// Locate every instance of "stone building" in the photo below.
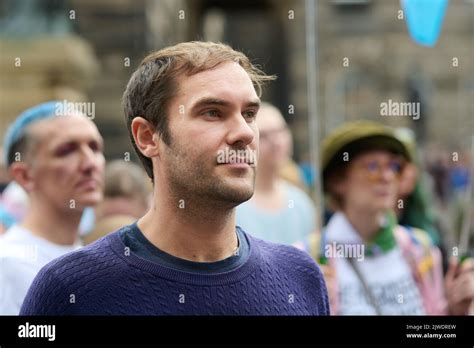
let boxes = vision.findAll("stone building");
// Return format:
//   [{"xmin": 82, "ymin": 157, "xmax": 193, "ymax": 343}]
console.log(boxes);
[{"xmin": 1, "ymin": 0, "xmax": 472, "ymax": 163}]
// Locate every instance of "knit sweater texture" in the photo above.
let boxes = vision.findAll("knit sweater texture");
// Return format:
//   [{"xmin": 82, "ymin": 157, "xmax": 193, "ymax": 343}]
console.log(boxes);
[{"xmin": 20, "ymin": 225, "xmax": 329, "ymax": 315}]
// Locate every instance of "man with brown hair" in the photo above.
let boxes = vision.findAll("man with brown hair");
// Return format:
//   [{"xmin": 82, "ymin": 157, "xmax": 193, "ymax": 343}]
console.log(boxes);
[{"xmin": 21, "ymin": 42, "xmax": 329, "ymax": 315}]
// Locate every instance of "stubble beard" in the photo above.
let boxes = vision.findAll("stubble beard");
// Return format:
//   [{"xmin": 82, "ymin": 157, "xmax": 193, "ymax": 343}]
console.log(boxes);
[{"xmin": 164, "ymin": 141, "xmax": 256, "ymax": 214}]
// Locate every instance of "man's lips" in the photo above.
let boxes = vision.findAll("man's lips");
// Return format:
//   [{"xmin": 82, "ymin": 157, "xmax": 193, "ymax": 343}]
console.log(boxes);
[
  {"xmin": 220, "ymin": 162, "xmax": 254, "ymax": 168},
  {"xmin": 216, "ymin": 148, "xmax": 257, "ymax": 167},
  {"xmin": 76, "ymin": 178, "xmax": 101, "ymax": 190},
  {"xmin": 219, "ymin": 157, "xmax": 256, "ymax": 167}
]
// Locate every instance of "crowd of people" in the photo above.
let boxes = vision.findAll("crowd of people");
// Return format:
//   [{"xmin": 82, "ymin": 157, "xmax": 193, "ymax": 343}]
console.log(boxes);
[{"xmin": 0, "ymin": 41, "xmax": 472, "ymax": 315}]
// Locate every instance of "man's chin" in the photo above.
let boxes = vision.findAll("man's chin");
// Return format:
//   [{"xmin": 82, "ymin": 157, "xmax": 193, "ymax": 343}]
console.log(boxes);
[
  {"xmin": 72, "ymin": 192, "xmax": 103, "ymax": 208},
  {"xmin": 212, "ymin": 182, "xmax": 254, "ymax": 207},
  {"xmin": 226, "ymin": 189, "xmax": 254, "ymax": 206}
]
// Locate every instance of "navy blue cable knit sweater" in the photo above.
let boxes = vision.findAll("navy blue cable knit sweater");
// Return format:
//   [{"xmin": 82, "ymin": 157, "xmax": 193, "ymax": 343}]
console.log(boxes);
[{"xmin": 20, "ymin": 225, "xmax": 329, "ymax": 315}]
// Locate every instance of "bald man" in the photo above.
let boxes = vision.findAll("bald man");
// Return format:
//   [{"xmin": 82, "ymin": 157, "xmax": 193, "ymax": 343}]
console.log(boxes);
[
  {"xmin": 236, "ymin": 102, "xmax": 316, "ymax": 245},
  {"xmin": 0, "ymin": 102, "xmax": 105, "ymax": 314}
]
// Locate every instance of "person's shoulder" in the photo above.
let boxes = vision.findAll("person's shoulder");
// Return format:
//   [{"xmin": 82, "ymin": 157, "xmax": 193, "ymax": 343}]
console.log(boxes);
[
  {"xmin": 284, "ymin": 180, "xmax": 309, "ymax": 197},
  {"xmin": 395, "ymin": 224, "xmax": 436, "ymax": 251},
  {"xmin": 42, "ymin": 230, "xmax": 121, "ymax": 278},
  {"xmin": 284, "ymin": 181, "xmax": 315, "ymax": 208},
  {"xmin": 246, "ymin": 233, "xmax": 330, "ymax": 315},
  {"xmin": 35, "ymin": 230, "xmax": 126, "ymax": 290},
  {"xmin": 394, "ymin": 224, "xmax": 444, "ymax": 291},
  {"xmin": 20, "ymin": 230, "xmax": 125, "ymax": 315},
  {"xmin": 0, "ymin": 224, "xmax": 28, "ymax": 244},
  {"xmin": 0, "ymin": 225, "xmax": 36, "ymax": 267},
  {"xmin": 249, "ymin": 233, "xmax": 322, "ymax": 275}
]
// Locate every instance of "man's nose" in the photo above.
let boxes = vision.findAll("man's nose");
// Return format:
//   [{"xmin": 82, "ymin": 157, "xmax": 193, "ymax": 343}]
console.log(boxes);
[
  {"xmin": 79, "ymin": 145, "xmax": 101, "ymax": 172},
  {"xmin": 226, "ymin": 114, "xmax": 255, "ymax": 147}
]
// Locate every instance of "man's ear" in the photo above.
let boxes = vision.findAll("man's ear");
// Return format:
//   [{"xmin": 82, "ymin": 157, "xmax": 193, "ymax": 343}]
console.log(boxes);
[
  {"xmin": 131, "ymin": 117, "xmax": 161, "ymax": 158},
  {"xmin": 9, "ymin": 162, "xmax": 34, "ymax": 193}
]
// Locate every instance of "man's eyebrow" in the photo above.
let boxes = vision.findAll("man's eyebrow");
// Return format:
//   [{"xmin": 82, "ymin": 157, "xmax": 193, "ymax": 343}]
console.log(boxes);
[
  {"xmin": 191, "ymin": 98, "xmax": 231, "ymax": 110},
  {"xmin": 191, "ymin": 98, "xmax": 261, "ymax": 110},
  {"xmin": 51, "ymin": 134, "xmax": 103, "ymax": 148},
  {"xmin": 245, "ymin": 100, "xmax": 261, "ymax": 108},
  {"xmin": 91, "ymin": 137, "xmax": 104, "ymax": 147}
]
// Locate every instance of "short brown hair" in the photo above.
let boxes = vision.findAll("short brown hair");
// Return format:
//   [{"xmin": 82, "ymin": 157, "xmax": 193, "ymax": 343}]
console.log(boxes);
[{"xmin": 122, "ymin": 41, "xmax": 275, "ymax": 180}]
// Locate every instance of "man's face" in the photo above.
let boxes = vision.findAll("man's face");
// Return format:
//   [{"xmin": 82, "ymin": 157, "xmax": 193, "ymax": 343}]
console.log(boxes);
[
  {"xmin": 159, "ymin": 61, "xmax": 260, "ymax": 207},
  {"xmin": 27, "ymin": 115, "xmax": 105, "ymax": 211},
  {"xmin": 257, "ymin": 107, "xmax": 292, "ymax": 172},
  {"xmin": 339, "ymin": 150, "xmax": 404, "ymax": 213}
]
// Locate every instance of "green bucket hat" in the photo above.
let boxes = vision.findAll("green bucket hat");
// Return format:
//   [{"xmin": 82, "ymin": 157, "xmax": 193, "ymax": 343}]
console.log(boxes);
[{"xmin": 321, "ymin": 120, "xmax": 411, "ymax": 189}]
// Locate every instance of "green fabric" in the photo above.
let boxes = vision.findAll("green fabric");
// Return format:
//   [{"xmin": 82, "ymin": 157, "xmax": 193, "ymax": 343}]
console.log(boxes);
[
  {"xmin": 399, "ymin": 177, "xmax": 440, "ymax": 246},
  {"xmin": 317, "ymin": 211, "xmax": 398, "ymax": 264},
  {"xmin": 318, "ymin": 255, "xmax": 328, "ymax": 265},
  {"xmin": 365, "ymin": 211, "xmax": 397, "ymax": 256}
]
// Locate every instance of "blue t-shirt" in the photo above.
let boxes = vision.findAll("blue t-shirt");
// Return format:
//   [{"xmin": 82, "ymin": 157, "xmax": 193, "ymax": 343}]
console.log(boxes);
[
  {"xmin": 236, "ymin": 182, "xmax": 316, "ymax": 245},
  {"xmin": 20, "ymin": 224, "xmax": 329, "ymax": 315}
]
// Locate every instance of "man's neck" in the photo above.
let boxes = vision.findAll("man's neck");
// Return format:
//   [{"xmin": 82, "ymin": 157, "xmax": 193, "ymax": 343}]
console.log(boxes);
[
  {"xmin": 253, "ymin": 169, "xmax": 287, "ymax": 212},
  {"xmin": 138, "ymin": 190, "xmax": 239, "ymax": 263},
  {"xmin": 255, "ymin": 166, "xmax": 278, "ymax": 193},
  {"xmin": 343, "ymin": 206, "xmax": 386, "ymax": 243},
  {"xmin": 21, "ymin": 201, "xmax": 82, "ymax": 246}
]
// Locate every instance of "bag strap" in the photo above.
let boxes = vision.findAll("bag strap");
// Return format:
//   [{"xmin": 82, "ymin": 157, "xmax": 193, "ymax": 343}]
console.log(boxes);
[{"xmin": 347, "ymin": 257, "xmax": 383, "ymax": 315}]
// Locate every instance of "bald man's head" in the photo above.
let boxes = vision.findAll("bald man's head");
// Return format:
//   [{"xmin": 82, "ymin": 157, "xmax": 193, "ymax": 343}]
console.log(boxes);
[{"xmin": 5, "ymin": 103, "xmax": 105, "ymax": 212}]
